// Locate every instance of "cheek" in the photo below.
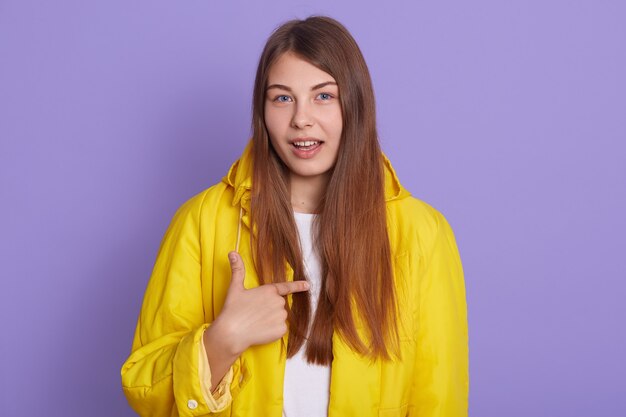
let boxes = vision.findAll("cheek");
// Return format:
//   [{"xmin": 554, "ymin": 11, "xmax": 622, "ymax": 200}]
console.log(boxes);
[
  {"xmin": 264, "ymin": 108, "xmax": 276, "ymax": 132},
  {"xmin": 265, "ymin": 109, "xmax": 290, "ymax": 135},
  {"xmin": 330, "ymin": 112, "xmax": 343, "ymax": 136},
  {"xmin": 264, "ymin": 114, "xmax": 286, "ymax": 154},
  {"xmin": 336, "ymin": 115, "xmax": 343, "ymax": 132},
  {"xmin": 318, "ymin": 107, "xmax": 342, "ymax": 130}
]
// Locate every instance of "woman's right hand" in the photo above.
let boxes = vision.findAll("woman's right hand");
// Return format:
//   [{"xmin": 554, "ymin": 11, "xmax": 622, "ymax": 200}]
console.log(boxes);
[
  {"xmin": 203, "ymin": 251, "xmax": 310, "ymax": 392},
  {"xmin": 211, "ymin": 250, "xmax": 310, "ymax": 355}
]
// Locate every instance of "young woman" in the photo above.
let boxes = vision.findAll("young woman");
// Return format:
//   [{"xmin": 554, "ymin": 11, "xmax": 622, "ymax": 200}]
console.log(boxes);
[{"xmin": 121, "ymin": 15, "xmax": 468, "ymax": 417}]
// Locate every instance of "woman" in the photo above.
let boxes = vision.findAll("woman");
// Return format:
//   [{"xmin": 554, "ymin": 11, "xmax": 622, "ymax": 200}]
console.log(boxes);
[{"xmin": 121, "ymin": 15, "xmax": 468, "ymax": 417}]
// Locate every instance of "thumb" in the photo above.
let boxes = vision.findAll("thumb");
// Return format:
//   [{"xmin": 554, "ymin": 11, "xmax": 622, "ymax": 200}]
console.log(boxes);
[{"xmin": 228, "ymin": 251, "xmax": 246, "ymax": 290}]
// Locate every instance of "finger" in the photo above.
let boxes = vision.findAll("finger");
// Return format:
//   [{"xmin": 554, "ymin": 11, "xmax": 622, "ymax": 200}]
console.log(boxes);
[
  {"xmin": 273, "ymin": 280, "xmax": 310, "ymax": 296},
  {"xmin": 228, "ymin": 251, "xmax": 246, "ymax": 290}
]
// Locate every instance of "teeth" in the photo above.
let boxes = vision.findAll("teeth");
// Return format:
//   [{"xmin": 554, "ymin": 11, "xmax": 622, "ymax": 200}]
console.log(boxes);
[{"xmin": 293, "ymin": 140, "xmax": 319, "ymax": 147}]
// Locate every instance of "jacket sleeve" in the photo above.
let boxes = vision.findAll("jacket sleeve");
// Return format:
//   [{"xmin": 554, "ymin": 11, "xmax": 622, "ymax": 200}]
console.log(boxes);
[
  {"xmin": 408, "ymin": 209, "xmax": 469, "ymax": 416},
  {"xmin": 120, "ymin": 192, "xmax": 234, "ymax": 416}
]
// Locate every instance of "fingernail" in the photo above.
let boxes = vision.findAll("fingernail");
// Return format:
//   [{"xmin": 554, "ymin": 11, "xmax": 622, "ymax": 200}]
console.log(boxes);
[
  {"xmin": 303, "ymin": 282, "xmax": 310, "ymax": 290},
  {"xmin": 228, "ymin": 253, "xmax": 236, "ymax": 263}
]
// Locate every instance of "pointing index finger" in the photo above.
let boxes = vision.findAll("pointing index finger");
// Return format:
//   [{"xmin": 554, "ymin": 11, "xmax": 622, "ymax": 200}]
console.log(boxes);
[{"xmin": 273, "ymin": 280, "xmax": 310, "ymax": 296}]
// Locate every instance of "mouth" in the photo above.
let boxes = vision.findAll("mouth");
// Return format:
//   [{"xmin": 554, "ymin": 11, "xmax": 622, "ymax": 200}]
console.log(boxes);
[
  {"xmin": 288, "ymin": 138, "xmax": 324, "ymax": 159},
  {"xmin": 291, "ymin": 140, "xmax": 323, "ymax": 151}
]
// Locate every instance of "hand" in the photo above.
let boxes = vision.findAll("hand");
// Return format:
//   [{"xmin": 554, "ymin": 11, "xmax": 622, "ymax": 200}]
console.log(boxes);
[{"xmin": 210, "ymin": 251, "xmax": 310, "ymax": 356}]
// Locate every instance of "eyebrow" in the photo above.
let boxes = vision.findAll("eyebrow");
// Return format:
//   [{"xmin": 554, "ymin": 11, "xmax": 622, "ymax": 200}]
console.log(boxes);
[{"xmin": 265, "ymin": 81, "xmax": 337, "ymax": 92}]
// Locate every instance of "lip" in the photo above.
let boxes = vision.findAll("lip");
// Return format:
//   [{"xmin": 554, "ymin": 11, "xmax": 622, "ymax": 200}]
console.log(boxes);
[{"xmin": 289, "ymin": 138, "xmax": 323, "ymax": 159}]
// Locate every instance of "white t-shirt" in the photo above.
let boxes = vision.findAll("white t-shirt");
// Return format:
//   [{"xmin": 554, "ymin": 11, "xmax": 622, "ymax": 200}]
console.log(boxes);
[{"xmin": 282, "ymin": 211, "xmax": 331, "ymax": 417}]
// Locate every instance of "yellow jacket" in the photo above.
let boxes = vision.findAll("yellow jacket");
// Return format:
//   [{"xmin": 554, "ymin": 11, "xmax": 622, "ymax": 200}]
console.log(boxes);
[{"xmin": 121, "ymin": 140, "xmax": 469, "ymax": 416}]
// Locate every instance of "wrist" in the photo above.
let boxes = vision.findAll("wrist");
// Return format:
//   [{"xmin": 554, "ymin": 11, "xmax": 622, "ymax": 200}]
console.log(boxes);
[{"xmin": 204, "ymin": 318, "xmax": 245, "ymax": 358}]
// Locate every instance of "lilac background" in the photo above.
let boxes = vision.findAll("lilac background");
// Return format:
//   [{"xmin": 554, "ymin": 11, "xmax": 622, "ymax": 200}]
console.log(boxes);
[{"xmin": 1, "ymin": 1, "xmax": 624, "ymax": 416}]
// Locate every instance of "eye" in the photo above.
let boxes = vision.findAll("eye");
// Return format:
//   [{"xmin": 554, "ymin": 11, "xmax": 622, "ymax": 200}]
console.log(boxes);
[
  {"xmin": 317, "ymin": 92, "xmax": 334, "ymax": 101},
  {"xmin": 273, "ymin": 95, "xmax": 291, "ymax": 102}
]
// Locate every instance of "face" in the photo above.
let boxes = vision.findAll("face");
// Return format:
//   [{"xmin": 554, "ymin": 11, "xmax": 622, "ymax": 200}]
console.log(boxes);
[{"xmin": 264, "ymin": 52, "xmax": 343, "ymax": 184}]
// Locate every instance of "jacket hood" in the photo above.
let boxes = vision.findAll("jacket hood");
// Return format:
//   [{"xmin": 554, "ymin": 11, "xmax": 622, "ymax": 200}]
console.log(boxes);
[{"xmin": 221, "ymin": 138, "xmax": 411, "ymax": 212}]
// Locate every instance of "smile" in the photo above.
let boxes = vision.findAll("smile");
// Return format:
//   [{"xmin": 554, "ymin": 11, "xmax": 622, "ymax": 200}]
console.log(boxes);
[
  {"xmin": 292, "ymin": 140, "xmax": 321, "ymax": 150},
  {"xmin": 290, "ymin": 141, "xmax": 323, "ymax": 159}
]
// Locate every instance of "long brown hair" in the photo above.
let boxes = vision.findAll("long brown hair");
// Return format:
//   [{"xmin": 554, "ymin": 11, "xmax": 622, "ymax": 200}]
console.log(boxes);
[{"xmin": 249, "ymin": 15, "xmax": 399, "ymax": 365}]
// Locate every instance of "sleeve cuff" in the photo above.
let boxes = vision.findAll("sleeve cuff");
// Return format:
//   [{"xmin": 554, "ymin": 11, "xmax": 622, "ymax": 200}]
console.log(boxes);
[
  {"xmin": 172, "ymin": 324, "xmax": 235, "ymax": 415},
  {"xmin": 198, "ymin": 327, "xmax": 234, "ymax": 411}
]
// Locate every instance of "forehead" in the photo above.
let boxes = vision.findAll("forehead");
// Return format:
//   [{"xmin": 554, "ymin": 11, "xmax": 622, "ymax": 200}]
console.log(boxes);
[{"xmin": 266, "ymin": 52, "xmax": 337, "ymax": 87}]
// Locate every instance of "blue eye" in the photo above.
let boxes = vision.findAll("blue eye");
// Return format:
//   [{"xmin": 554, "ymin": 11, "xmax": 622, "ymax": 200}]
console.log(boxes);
[
  {"xmin": 275, "ymin": 95, "xmax": 291, "ymax": 102},
  {"xmin": 318, "ymin": 93, "xmax": 333, "ymax": 100}
]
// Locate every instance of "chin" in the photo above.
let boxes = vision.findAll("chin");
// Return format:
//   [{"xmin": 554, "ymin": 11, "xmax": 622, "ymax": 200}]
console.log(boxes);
[{"xmin": 288, "ymin": 165, "xmax": 333, "ymax": 179}]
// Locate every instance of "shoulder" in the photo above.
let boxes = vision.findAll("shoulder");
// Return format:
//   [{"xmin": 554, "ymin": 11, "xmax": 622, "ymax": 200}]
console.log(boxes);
[
  {"xmin": 171, "ymin": 182, "xmax": 231, "ymax": 221},
  {"xmin": 162, "ymin": 182, "xmax": 233, "ymax": 240},
  {"xmin": 387, "ymin": 195, "xmax": 450, "ymax": 237},
  {"xmin": 386, "ymin": 195, "xmax": 457, "ymax": 258}
]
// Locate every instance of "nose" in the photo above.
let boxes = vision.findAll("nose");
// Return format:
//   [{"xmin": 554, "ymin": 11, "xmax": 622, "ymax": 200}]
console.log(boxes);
[{"xmin": 291, "ymin": 101, "xmax": 313, "ymax": 129}]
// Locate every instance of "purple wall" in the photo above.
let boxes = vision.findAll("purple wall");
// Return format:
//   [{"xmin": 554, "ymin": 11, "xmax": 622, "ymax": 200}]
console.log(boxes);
[{"xmin": 1, "ymin": 1, "xmax": 624, "ymax": 416}]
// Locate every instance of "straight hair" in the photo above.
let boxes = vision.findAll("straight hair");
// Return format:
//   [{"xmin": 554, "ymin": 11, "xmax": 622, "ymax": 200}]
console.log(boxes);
[{"xmin": 249, "ymin": 15, "xmax": 399, "ymax": 365}]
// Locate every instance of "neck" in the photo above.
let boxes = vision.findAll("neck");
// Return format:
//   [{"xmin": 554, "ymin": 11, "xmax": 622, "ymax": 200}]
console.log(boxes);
[{"xmin": 289, "ymin": 173, "xmax": 330, "ymax": 214}]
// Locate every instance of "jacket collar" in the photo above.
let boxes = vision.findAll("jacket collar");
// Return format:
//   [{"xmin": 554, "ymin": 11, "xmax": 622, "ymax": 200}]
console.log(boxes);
[{"xmin": 222, "ymin": 138, "xmax": 411, "ymax": 212}]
